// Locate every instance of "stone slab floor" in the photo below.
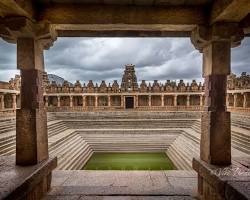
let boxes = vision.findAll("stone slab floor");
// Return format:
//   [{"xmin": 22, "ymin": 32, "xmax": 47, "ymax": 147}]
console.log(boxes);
[{"xmin": 46, "ymin": 170, "xmax": 197, "ymax": 200}]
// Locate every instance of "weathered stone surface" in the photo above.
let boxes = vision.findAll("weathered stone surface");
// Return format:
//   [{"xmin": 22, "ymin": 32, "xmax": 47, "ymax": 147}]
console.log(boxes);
[
  {"xmin": 16, "ymin": 108, "xmax": 48, "ymax": 165},
  {"xmin": 0, "ymin": 156, "xmax": 57, "ymax": 200},
  {"xmin": 47, "ymin": 170, "xmax": 197, "ymax": 196},
  {"xmin": 201, "ymin": 111, "xmax": 231, "ymax": 165},
  {"xmin": 193, "ymin": 158, "xmax": 250, "ymax": 200}
]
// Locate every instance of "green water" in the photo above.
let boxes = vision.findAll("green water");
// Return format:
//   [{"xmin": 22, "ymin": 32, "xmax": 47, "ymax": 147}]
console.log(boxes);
[{"xmin": 83, "ymin": 152, "xmax": 176, "ymax": 170}]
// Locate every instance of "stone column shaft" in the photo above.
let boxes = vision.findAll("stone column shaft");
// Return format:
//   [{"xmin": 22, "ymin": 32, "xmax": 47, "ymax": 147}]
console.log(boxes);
[
  {"xmin": 174, "ymin": 95, "xmax": 177, "ymax": 106},
  {"xmin": 200, "ymin": 95, "xmax": 203, "ymax": 106},
  {"xmin": 148, "ymin": 95, "xmax": 151, "ymax": 107},
  {"xmin": 201, "ymin": 40, "xmax": 231, "ymax": 165},
  {"xmin": 45, "ymin": 96, "xmax": 48, "ymax": 107},
  {"xmin": 82, "ymin": 96, "xmax": 86, "ymax": 107},
  {"xmin": 12, "ymin": 94, "xmax": 17, "ymax": 110},
  {"xmin": 187, "ymin": 95, "xmax": 190, "ymax": 106},
  {"xmin": 233, "ymin": 94, "xmax": 237, "ymax": 107},
  {"xmin": 243, "ymin": 93, "xmax": 247, "ymax": 108},
  {"xmin": 120, "ymin": 95, "xmax": 123, "ymax": 108},
  {"xmin": 0, "ymin": 95, "xmax": 4, "ymax": 110},
  {"xmin": 57, "ymin": 96, "xmax": 60, "ymax": 107},
  {"xmin": 161, "ymin": 95, "xmax": 164, "ymax": 106},
  {"xmin": 70, "ymin": 96, "xmax": 73, "ymax": 107},
  {"xmin": 135, "ymin": 95, "xmax": 138, "ymax": 107},
  {"xmin": 108, "ymin": 96, "xmax": 111, "ymax": 107},
  {"xmin": 16, "ymin": 38, "xmax": 48, "ymax": 165},
  {"xmin": 95, "ymin": 96, "xmax": 98, "ymax": 107}
]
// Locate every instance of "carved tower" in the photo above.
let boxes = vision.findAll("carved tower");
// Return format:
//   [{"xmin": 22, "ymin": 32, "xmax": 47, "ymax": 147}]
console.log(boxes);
[{"xmin": 121, "ymin": 64, "xmax": 138, "ymax": 92}]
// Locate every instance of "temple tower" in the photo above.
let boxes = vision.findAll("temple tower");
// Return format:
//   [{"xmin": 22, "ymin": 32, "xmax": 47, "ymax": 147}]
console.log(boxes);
[{"xmin": 121, "ymin": 64, "xmax": 138, "ymax": 92}]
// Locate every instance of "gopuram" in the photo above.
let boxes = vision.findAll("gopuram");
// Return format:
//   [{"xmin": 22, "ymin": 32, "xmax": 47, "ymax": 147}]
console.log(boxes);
[{"xmin": 1, "ymin": 65, "xmax": 250, "ymax": 114}]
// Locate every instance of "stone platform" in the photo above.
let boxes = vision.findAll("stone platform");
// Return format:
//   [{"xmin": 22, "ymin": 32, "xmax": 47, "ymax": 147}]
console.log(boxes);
[{"xmin": 46, "ymin": 170, "xmax": 197, "ymax": 200}]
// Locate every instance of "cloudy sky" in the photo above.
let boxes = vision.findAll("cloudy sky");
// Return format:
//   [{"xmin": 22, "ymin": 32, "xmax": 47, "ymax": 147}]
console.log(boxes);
[{"xmin": 0, "ymin": 37, "xmax": 249, "ymax": 84}]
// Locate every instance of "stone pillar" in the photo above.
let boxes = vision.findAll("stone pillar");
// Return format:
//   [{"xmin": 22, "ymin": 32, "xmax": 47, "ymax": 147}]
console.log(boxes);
[
  {"xmin": 161, "ymin": 95, "xmax": 164, "ymax": 106},
  {"xmin": 174, "ymin": 95, "xmax": 177, "ymax": 106},
  {"xmin": 57, "ymin": 96, "xmax": 60, "ymax": 107},
  {"xmin": 0, "ymin": 95, "xmax": 4, "ymax": 110},
  {"xmin": 12, "ymin": 94, "xmax": 17, "ymax": 110},
  {"xmin": 243, "ymin": 93, "xmax": 247, "ymax": 108},
  {"xmin": 233, "ymin": 93, "xmax": 237, "ymax": 107},
  {"xmin": 191, "ymin": 23, "xmax": 243, "ymax": 165},
  {"xmin": 226, "ymin": 94, "xmax": 230, "ymax": 107},
  {"xmin": 108, "ymin": 95, "xmax": 111, "ymax": 107},
  {"xmin": 70, "ymin": 96, "xmax": 73, "ymax": 107},
  {"xmin": 120, "ymin": 95, "xmax": 123, "ymax": 108},
  {"xmin": 16, "ymin": 38, "xmax": 48, "ymax": 165},
  {"xmin": 200, "ymin": 95, "xmax": 203, "ymax": 106},
  {"xmin": 135, "ymin": 95, "xmax": 138, "ymax": 108},
  {"xmin": 148, "ymin": 95, "xmax": 151, "ymax": 107},
  {"xmin": 186, "ymin": 95, "xmax": 190, "ymax": 106},
  {"xmin": 45, "ymin": 96, "xmax": 48, "ymax": 107},
  {"xmin": 82, "ymin": 96, "xmax": 86, "ymax": 108},
  {"xmin": 95, "ymin": 96, "xmax": 98, "ymax": 107}
]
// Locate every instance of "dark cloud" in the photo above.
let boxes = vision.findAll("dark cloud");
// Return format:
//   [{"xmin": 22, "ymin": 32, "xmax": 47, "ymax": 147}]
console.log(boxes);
[{"xmin": 0, "ymin": 37, "xmax": 249, "ymax": 83}]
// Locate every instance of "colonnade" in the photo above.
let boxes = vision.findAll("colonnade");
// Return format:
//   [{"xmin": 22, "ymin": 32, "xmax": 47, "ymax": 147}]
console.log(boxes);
[{"xmin": 1, "ymin": 91, "xmax": 249, "ymax": 112}]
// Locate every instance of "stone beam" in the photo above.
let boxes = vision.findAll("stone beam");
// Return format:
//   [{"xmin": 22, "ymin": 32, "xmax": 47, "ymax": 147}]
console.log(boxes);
[
  {"xmin": 39, "ymin": 4, "xmax": 206, "ymax": 36},
  {"xmin": 210, "ymin": 0, "xmax": 250, "ymax": 24},
  {"xmin": 0, "ymin": 0, "xmax": 36, "ymax": 19},
  {"xmin": 241, "ymin": 14, "xmax": 250, "ymax": 36}
]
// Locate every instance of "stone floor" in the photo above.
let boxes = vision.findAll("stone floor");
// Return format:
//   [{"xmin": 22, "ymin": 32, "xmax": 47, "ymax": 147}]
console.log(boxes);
[{"xmin": 46, "ymin": 170, "xmax": 197, "ymax": 200}]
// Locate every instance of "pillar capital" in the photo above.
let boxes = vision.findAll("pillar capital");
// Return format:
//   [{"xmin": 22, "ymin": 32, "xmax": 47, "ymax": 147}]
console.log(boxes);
[
  {"xmin": 0, "ymin": 16, "xmax": 57, "ymax": 50},
  {"xmin": 191, "ymin": 23, "xmax": 244, "ymax": 52}
]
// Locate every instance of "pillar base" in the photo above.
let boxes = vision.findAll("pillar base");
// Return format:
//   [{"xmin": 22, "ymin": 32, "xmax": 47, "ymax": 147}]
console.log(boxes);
[
  {"xmin": 16, "ymin": 108, "xmax": 48, "ymax": 165},
  {"xmin": 193, "ymin": 158, "xmax": 250, "ymax": 200},
  {"xmin": 201, "ymin": 111, "xmax": 231, "ymax": 165},
  {"xmin": 0, "ymin": 156, "xmax": 57, "ymax": 200}
]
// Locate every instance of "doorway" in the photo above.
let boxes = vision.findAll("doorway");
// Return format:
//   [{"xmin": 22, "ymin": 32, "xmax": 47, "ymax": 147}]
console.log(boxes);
[{"xmin": 125, "ymin": 97, "xmax": 134, "ymax": 109}]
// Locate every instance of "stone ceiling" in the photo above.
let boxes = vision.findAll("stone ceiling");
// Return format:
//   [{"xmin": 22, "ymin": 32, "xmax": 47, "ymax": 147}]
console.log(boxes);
[{"xmin": 39, "ymin": 0, "xmax": 213, "ymax": 6}]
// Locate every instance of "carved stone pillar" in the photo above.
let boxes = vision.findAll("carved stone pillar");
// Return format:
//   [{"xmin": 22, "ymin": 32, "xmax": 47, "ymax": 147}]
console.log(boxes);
[
  {"xmin": 226, "ymin": 94, "xmax": 230, "ymax": 107},
  {"xmin": 191, "ymin": 23, "xmax": 244, "ymax": 165},
  {"xmin": 16, "ymin": 38, "xmax": 49, "ymax": 165},
  {"xmin": 186, "ymin": 95, "xmax": 190, "ymax": 106},
  {"xmin": 120, "ymin": 95, "xmax": 123, "ymax": 108},
  {"xmin": 44, "ymin": 96, "xmax": 48, "ymax": 107},
  {"xmin": 200, "ymin": 95, "xmax": 203, "ymax": 106},
  {"xmin": 148, "ymin": 95, "xmax": 151, "ymax": 107},
  {"xmin": 12, "ymin": 94, "xmax": 17, "ymax": 110},
  {"xmin": 70, "ymin": 96, "xmax": 73, "ymax": 107},
  {"xmin": 57, "ymin": 96, "xmax": 60, "ymax": 107},
  {"xmin": 233, "ymin": 93, "xmax": 237, "ymax": 107},
  {"xmin": 243, "ymin": 93, "xmax": 247, "ymax": 108},
  {"xmin": 82, "ymin": 96, "xmax": 86, "ymax": 108},
  {"xmin": 191, "ymin": 23, "xmax": 244, "ymax": 200},
  {"xmin": 108, "ymin": 95, "xmax": 111, "ymax": 107},
  {"xmin": 135, "ymin": 95, "xmax": 138, "ymax": 108},
  {"xmin": 0, "ymin": 95, "xmax": 4, "ymax": 110},
  {"xmin": 95, "ymin": 96, "xmax": 98, "ymax": 107},
  {"xmin": 161, "ymin": 95, "xmax": 164, "ymax": 106},
  {"xmin": 174, "ymin": 95, "xmax": 177, "ymax": 106}
]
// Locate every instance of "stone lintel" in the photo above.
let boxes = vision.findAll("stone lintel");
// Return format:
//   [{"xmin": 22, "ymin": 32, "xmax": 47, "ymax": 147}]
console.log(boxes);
[
  {"xmin": 0, "ymin": 156, "xmax": 57, "ymax": 200},
  {"xmin": 193, "ymin": 158, "xmax": 250, "ymax": 200},
  {"xmin": 201, "ymin": 111, "xmax": 231, "ymax": 165},
  {"xmin": 16, "ymin": 108, "xmax": 48, "ymax": 165}
]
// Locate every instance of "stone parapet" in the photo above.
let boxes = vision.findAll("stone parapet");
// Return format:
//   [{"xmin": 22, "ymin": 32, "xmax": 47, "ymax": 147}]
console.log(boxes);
[
  {"xmin": 193, "ymin": 158, "xmax": 250, "ymax": 200},
  {"xmin": 0, "ymin": 156, "xmax": 57, "ymax": 200}
]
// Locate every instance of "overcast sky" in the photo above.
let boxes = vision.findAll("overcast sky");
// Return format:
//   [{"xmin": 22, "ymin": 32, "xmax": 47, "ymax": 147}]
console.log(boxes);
[{"xmin": 0, "ymin": 37, "xmax": 249, "ymax": 84}]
